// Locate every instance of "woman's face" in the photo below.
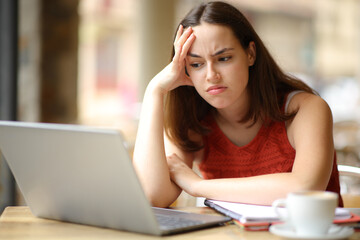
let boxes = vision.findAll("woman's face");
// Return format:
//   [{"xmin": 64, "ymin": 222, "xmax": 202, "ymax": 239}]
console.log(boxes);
[{"xmin": 186, "ymin": 22, "xmax": 255, "ymax": 110}]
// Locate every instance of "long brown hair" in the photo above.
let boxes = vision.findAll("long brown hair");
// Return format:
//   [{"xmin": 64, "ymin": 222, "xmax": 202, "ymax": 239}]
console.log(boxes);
[{"xmin": 164, "ymin": 1, "xmax": 314, "ymax": 152}]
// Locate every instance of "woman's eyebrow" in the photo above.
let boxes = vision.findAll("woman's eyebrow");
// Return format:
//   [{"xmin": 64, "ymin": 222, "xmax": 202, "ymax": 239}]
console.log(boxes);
[
  {"xmin": 212, "ymin": 48, "xmax": 234, "ymax": 56},
  {"xmin": 187, "ymin": 48, "xmax": 234, "ymax": 58},
  {"xmin": 188, "ymin": 52, "xmax": 202, "ymax": 58}
]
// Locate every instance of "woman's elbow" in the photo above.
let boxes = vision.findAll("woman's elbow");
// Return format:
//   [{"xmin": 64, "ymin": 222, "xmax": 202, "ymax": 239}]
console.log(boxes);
[
  {"xmin": 146, "ymin": 193, "xmax": 175, "ymax": 208},
  {"xmin": 143, "ymin": 186, "xmax": 180, "ymax": 208}
]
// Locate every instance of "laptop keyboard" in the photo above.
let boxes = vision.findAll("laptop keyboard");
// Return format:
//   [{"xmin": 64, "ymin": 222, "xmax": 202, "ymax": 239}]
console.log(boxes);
[{"xmin": 156, "ymin": 214, "xmax": 206, "ymax": 230}]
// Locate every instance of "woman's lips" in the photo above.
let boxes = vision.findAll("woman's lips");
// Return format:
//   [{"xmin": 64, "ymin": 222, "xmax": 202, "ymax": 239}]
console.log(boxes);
[{"xmin": 207, "ymin": 86, "xmax": 227, "ymax": 95}]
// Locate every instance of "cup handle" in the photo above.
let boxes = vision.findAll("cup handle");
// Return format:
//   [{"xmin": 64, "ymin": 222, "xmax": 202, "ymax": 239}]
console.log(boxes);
[{"xmin": 272, "ymin": 198, "xmax": 287, "ymax": 222}]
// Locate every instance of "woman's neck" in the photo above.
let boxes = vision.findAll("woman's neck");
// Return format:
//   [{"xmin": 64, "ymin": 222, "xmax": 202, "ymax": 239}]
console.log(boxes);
[
  {"xmin": 213, "ymin": 89, "xmax": 251, "ymax": 127},
  {"xmin": 212, "ymin": 104, "xmax": 263, "ymax": 147}
]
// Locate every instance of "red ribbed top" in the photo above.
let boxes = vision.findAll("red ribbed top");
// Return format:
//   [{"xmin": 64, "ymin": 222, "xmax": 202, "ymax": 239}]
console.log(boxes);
[{"xmin": 199, "ymin": 115, "xmax": 343, "ymax": 207}]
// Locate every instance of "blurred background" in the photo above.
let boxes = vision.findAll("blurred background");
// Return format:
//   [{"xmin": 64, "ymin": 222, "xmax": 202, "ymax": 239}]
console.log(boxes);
[{"xmin": 0, "ymin": 0, "xmax": 359, "ymax": 210}]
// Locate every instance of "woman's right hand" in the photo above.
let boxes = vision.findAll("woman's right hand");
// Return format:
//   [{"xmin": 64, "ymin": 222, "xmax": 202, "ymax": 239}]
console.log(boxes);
[{"xmin": 151, "ymin": 25, "xmax": 196, "ymax": 94}]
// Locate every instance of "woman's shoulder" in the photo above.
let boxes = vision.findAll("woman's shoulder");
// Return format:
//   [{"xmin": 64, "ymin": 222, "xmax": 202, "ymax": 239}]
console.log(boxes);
[
  {"xmin": 286, "ymin": 91, "xmax": 331, "ymax": 116},
  {"xmin": 285, "ymin": 91, "xmax": 333, "ymax": 149}
]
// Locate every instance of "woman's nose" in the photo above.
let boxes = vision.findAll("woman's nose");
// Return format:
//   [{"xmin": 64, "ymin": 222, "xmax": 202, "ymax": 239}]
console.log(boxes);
[{"xmin": 206, "ymin": 64, "xmax": 220, "ymax": 82}]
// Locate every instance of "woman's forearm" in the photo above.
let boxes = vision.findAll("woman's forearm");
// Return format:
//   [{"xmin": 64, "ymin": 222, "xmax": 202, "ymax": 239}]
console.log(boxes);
[
  {"xmin": 191, "ymin": 172, "xmax": 325, "ymax": 205},
  {"xmin": 133, "ymin": 82, "xmax": 181, "ymax": 207}
]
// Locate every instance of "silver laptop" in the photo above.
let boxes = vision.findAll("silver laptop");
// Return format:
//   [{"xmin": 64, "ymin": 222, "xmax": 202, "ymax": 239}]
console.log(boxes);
[{"xmin": 0, "ymin": 121, "xmax": 230, "ymax": 235}]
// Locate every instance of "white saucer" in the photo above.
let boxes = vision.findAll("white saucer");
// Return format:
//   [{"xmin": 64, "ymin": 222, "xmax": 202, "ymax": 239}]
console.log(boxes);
[{"xmin": 269, "ymin": 223, "xmax": 354, "ymax": 239}]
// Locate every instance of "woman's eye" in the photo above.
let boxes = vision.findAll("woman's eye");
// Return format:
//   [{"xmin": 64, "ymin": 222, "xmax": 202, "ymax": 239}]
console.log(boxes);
[
  {"xmin": 190, "ymin": 63, "xmax": 202, "ymax": 68},
  {"xmin": 219, "ymin": 56, "xmax": 232, "ymax": 62}
]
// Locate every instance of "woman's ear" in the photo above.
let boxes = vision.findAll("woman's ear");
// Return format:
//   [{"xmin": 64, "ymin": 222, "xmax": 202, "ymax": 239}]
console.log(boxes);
[
  {"xmin": 185, "ymin": 66, "xmax": 190, "ymax": 77},
  {"xmin": 247, "ymin": 41, "xmax": 256, "ymax": 66},
  {"xmin": 184, "ymin": 66, "xmax": 194, "ymax": 86}
]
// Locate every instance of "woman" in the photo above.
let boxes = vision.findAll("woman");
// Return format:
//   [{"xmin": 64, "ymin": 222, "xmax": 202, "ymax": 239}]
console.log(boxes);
[{"xmin": 133, "ymin": 1, "xmax": 343, "ymax": 207}]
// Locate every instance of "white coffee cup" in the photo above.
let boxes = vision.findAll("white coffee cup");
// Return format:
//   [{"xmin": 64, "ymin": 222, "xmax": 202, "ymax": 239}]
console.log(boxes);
[{"xmin": 272, "ymin": 191, "xmax": 338, "ymax": 237}]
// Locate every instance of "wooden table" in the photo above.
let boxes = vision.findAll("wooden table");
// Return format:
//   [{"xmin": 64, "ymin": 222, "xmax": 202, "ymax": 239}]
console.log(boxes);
[{"xmin": 0, "ymin": 206, "xmax": 359, "ymax": 239}]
